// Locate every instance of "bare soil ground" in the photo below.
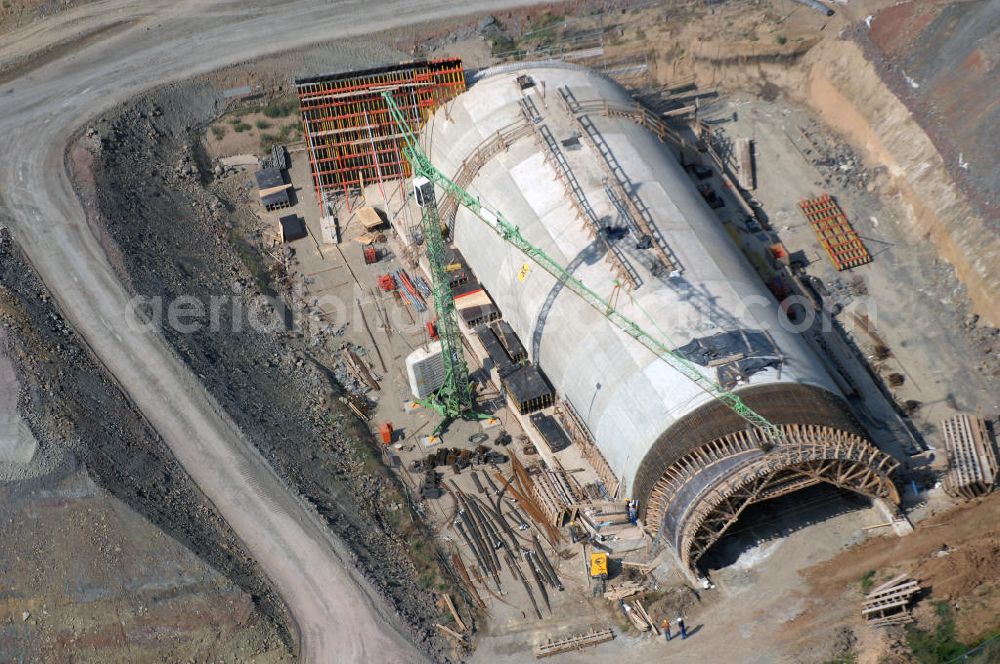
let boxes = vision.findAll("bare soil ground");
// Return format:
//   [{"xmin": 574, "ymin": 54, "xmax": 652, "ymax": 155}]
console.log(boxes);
[
  {"xmin": 3, "ymin": 2, "xmax": 998, "ymax": 662},
  {"xmin": 801, "ymin": 491, "xmax": 1000, "ymax": 646},
  {"xmin": 862, "ymin": 0, "xmax": 1000, "ymax": 224},
  {"xmin": 0, "ymin": 230, "xmax": 291, "ymax": 661},
  {"xmin": 204, "ymin": 103, "xmax": 303, "ymax": 158},
  {"xmin": 0, "ymin": 0, "xmax": 93, "ymax": 34},
  {"xmin": 0, "ymin": 468, "xmax": 291, "ymax": 663}
]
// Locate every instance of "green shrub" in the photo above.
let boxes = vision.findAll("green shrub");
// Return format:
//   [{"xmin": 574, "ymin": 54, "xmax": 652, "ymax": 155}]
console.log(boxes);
[
  {"xmin": 823, "ymin": 655, "xmax": 856, "ymax": 664},
  {"xmin": 906, "ymin": 602, "xmax": 968, "ymax": 664},
  {"xmin": 255, "ymin": 119, "xmax": 271, "ymax": 130},
  {"xmin": 259, "ymin": 133, "xmax": 280, "ymax": 150},
  {"xmin": 776, "ymin": 34, "xmax": 788, "ymax": 45},
  {"xmin": 233, "ymin": 122, "xmax": 251, "ymax": 133},
  {"xmin": 491, "ymin": 35, "xmax": 518, "ymax": 57},
  {"xmin": 262, "ymin": 98, "xmax": 297, "ymax": 118},
  {"xmin": 210, "ymin": 125, "xmax": 227, "ymax": 140},
  {"xmin": 860, "ymin": 570, "xmax": 876, "ymax": 593}
]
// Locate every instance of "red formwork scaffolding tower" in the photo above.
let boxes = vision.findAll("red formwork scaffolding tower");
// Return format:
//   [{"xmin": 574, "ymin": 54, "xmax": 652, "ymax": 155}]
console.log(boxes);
[{"xmin": 294, "ymin": 59, "xmax": 466, "ymax": 211}]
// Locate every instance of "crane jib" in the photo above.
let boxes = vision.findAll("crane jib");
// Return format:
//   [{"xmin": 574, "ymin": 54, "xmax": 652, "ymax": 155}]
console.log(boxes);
[{"xmin": 379, "ymin": 91, "xmax": 783, "ymax": 444}]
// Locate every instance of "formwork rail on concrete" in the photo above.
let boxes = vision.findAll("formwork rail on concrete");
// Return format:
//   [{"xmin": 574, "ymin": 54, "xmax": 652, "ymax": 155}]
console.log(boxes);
[
  {"xmin": 554, "ymin": 398, "xmax": 620, "ymax": 497},
  {"xmin": 941, "ymin": 413, "xmax": 997, "ymax": 500},
  {"xmin": 557, "ymin": 86, "xmax": 682, "ymax": 274},
  {"xmin": 519, "ymin": 98, "xmax": 640, "ymax": 289},
  {"xmin": 798, "ymin": 194, "xmax": 871, "ymax": 271},
  {"xmin": 438, "ymin": 119, "xmax": 533, "ymax": 230}
]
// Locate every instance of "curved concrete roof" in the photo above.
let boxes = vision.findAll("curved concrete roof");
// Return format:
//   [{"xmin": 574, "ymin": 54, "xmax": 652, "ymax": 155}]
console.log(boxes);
[{"xmin": 424, "ymin": 63, "xmax": 840, "ymax": 494}]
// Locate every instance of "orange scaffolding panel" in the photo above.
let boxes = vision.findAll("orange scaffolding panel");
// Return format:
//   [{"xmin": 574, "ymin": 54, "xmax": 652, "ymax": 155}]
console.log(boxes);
[
  {"xmin": 798, "ymin": 193, "xmax": 871, "ymax": 271},
  {"xmin": 295, "ymin": 59, "xmax": 466, "ymax": 204}
]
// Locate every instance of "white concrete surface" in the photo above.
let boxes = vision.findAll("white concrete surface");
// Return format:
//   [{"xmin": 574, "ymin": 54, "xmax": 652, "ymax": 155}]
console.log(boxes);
[{"xmin": 426, "ymin": 64, "xmax": 842, "ymax": 491}]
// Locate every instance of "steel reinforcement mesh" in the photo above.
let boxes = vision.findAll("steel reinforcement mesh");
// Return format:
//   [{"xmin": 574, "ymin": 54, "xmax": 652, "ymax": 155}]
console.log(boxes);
[{"xmin": 633, "ymin": 383, "xmax": 864, "ymax": 520}]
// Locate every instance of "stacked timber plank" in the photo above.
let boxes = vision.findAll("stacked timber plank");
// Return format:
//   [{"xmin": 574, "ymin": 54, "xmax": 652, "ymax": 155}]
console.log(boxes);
[
  {"xmin": 862, "ymin": 574, "xmax": 920, "ymax": 627},
  {"xmin": 604, "ymin": 580, "xmax": 644, "ymax": 601},
  {"xmin": 942, "ymin": 414, "xmax": 998, "ymax": 500},
  {"xmin": 356, "ymin": 206, "xmax": 385, "ymax": 231},
  {"xmin": 343, "ymin": 349, "xmax": 379, "ymax": 391},
  {"xmin": 534, "ymin": 628, "xmax": 614, "ymax": 658},
  {"xmin": 735, "ymin": 138, "xmax": 755, "ymax": 190},
  {"xmin": 799, "ymin": 194, "xmax": 871, "ymax": 270}
]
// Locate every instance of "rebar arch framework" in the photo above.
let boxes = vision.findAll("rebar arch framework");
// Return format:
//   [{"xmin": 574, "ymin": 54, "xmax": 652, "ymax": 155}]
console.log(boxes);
[
  {"xmin": 645, "ymin": 423, "xmax": 900, "ymax": 575},
  {"xmin": 295, "ymin": 59, "xmax": 466, "ymax": 204}
]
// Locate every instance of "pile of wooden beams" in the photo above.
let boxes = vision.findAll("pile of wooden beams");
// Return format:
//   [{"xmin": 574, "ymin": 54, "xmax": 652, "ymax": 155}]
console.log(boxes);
[
  {"xmin": 604, "ymin": 580, "xmax": 644, "ymax": 601},
  {"xmin": 735, "ymin": 138, "xmax": 755, "ymax": 190},
  {"xmin": 570, "ymin": 501, "xmax": 634, "ymax": 543},
  {"xmin": 534, "ymin": 628, "xmax": 614, "ymax": 658},
  {"xmin": 342, "ymin": 349, "xmax": 379, "ymax": 392},
  {"xmin": 799, "ymin": 194, "xmax": 871, "ymax": 271},
  {"xmin": 941, "ymin": 414, "xmax": 998, "ymax": 500},
  {"xmin": 623, "ymin": 600, "xmax": 657, "ymax": 633},
  {"xmin": 862, "ymin": 574, "xmax": 921, "ymax": 627}
]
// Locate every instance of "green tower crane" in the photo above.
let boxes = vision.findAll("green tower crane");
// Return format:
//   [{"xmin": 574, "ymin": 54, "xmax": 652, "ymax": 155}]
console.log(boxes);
[
  {"xmin": 411, "ymin": 175, "xmax": 481, "ymax": 431},
  {"xmin": 382, "ymin": 91, "xmax": 783, "ymax": 446}
]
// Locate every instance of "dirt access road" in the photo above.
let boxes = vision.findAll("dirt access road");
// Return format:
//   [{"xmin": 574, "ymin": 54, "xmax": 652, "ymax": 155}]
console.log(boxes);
[{"xmin": 0, "ymin": 1, "xmax": 542, "ymax": 662}]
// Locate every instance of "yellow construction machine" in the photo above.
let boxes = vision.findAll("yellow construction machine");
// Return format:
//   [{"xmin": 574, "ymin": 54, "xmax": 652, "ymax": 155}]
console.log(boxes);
[{"xmin": 590, "ymin": 552, "xmax": 609, "ymax": 595}]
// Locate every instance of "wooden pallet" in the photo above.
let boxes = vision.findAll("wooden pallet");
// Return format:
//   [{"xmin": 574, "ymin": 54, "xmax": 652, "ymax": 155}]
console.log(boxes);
[
  {"xmin": 534, "ymin": 628, "xmax": 614, "ymax": 658},
  {"xmin": 862, "ymin": 574, "xmax": 921, "ymax": 627},
  {"xmin": 799, "ymin": 194, "xmax": 871, "ymax": 270}
]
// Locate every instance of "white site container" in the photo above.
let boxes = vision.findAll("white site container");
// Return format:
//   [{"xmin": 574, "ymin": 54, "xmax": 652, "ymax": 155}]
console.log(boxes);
[{"xmin": 406, "ymin": 341, "xmax": 445, "ymax": 399}]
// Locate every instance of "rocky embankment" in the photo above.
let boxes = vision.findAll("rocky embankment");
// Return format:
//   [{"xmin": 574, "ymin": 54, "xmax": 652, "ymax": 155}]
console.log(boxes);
[
  {"xmin": 0, "ymin": 228, "xmax": 292, "ymax": 660},
  {"xmin": 73, "ymin": 80, "xmax": 457, "ymax": 661}
]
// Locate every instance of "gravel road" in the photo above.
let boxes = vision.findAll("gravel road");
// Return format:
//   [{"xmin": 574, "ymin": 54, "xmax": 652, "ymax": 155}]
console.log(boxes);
[{"xmin": 0, "ymin": 2, "xmax": 540, "ymax": 662}]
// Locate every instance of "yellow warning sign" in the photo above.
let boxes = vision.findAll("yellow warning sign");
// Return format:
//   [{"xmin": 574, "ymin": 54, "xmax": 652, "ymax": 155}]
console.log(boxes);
[{"xmin": 517, "ymin": 263, "xmax": 531, "ymax": 283}]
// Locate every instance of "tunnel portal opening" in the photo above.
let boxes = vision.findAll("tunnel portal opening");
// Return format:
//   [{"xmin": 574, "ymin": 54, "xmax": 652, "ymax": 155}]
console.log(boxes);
[{"xmin": 696, "ymin": 482, "xmax": 871, "ymax": 572}]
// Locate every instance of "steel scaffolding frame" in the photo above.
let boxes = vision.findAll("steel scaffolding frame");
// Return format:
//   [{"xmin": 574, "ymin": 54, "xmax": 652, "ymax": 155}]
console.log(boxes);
[{"xmin": 295, "ymin": 59, "xmax": 466, "ymax": 208}]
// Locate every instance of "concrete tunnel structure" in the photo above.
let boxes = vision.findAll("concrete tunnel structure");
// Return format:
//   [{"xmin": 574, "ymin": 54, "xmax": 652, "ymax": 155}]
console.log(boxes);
[{"xmin": 421, "ymin": 63, "xmax": 900, "ymax": 575}]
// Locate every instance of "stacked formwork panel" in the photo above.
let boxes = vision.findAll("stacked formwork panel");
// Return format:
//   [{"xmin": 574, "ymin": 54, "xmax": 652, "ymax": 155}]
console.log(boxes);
[
  {"xmin": 295, "ymin": 59, "xmax": 466, "ymax": 206},
  {"xmin": 799, "ymin": 194, "xmax": 872, "ymax": 271}
]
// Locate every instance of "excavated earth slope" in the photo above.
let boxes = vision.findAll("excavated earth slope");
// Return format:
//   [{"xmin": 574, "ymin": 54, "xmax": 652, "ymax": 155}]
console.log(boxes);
[{"xmin": 842, "ymin": 1, "xmax": 1000, "ymax": 326}]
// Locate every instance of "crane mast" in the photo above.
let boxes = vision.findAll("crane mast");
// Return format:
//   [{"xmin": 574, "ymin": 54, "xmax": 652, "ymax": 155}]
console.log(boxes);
[
  {"xmin": 382, "ymin": 91, "xmax": 782, "ymax": 445},
  {"xmin": 412, "ymin": 177, "xmax": 477, "ymax": 424}
]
